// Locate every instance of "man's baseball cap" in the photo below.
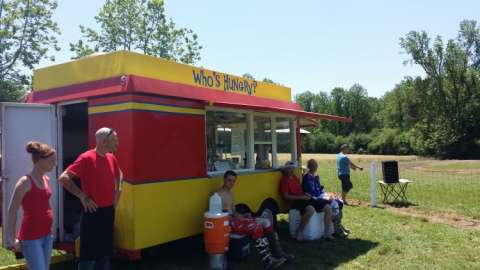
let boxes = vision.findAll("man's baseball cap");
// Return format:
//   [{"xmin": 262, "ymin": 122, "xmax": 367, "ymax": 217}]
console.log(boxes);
[
  {"xmin": 285, "ymin": 161, "xmax": 296, "ymax": 168},
  {"xmin": 341, "ymin": 144, "xmax": 349, "ymax": 149}
]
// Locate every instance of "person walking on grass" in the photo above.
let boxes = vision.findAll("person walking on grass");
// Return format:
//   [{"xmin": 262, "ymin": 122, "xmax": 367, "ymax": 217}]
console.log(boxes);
[
  {"xmin": 7, "ymin": 141, "xmax": 56, "ymax": 270},
  {"xmin": 336, "ymin": 144, "xmax": 363, "ymax": 205},
  {"xmin": 59, "ymin": 127, "xmax": 122, "ymax": 270}
]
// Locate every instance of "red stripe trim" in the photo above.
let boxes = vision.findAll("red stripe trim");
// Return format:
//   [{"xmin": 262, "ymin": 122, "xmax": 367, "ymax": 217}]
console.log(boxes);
[
  {"xmin": 128, "ymin": 76, "xmax": 351, "ymax": 121},
  {"xmin": 300, "ymin": 114, "xmax": 352, "ymax": 122},
  {"xmin": 32, "ymin": 76, "xmax": 125, "ymax": 103},
  {"xmin": 128, "ymin": 75, "xmax": 302, "ymax": 110},
  {"xmin": 31, "ymin": 75, "xmax": 350, "ymax": 122}
]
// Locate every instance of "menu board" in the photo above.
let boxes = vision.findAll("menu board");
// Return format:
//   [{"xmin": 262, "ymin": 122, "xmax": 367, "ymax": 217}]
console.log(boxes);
[{"xmin": 231, "ymin": 128, "xmax": 245, "ymax": 155}]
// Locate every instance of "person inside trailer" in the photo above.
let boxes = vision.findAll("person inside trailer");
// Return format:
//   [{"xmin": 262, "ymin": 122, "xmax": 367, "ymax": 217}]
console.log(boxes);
[
  {"xmin": 216, "ymin": 170, "xmax": 293, "ymax": 270},
  {"xmin": 302, "ymin": 159, "xmax": 350, "ymax": 238},
  {"xmin": 255, "ymin": 145, "xmax": 272, "ymax": 169},
  {"xmin": 280, "ymin": 161, "xmax": 334, "ymax": 240}
]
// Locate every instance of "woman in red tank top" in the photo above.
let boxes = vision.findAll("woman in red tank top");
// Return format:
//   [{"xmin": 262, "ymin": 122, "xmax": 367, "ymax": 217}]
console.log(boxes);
[{"xmin": 7, "ymin": 141, "xmax": 56, "ymax": 270}]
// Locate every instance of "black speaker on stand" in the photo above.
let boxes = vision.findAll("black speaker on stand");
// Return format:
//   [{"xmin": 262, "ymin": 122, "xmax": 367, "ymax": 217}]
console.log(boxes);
[{"xmin": 382, "ymin": 160, "xmax": 399, "ymax": 183}]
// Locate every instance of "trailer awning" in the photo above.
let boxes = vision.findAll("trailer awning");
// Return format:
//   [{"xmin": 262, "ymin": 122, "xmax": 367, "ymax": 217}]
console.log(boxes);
[
  {"xmin": 298, "ymin": 113, "xmax": 352, "ymax": 127},
  {"xmin": 208, "ymin": 99, "xmax": 352, "ymax": 124}
]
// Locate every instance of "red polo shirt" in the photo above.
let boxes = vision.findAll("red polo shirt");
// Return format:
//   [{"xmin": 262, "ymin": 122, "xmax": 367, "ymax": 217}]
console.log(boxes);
[
  {"xmin": 280, "ymin": 175, "xmax": 304, "ymax": 196},
  {"xmin": 67, "ymin": 149, "xmax": 120, "ymax": 207}
]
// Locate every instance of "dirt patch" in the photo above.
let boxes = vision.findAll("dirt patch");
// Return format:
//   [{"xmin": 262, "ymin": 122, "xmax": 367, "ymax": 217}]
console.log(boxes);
[
  {"xmin": 412, "ymin": 160, "xmax": 480, "ymax": 174},
  {"xmin": 299, "ymin": 154, "xmax": 420, "ymax": 162},
  {"xmin": 348, "ymin": 199, "xmax": 480, "ymax": 230},
  {"xmin": 386, "ymin": 206, "xmax": 480, "ymax": 230}
]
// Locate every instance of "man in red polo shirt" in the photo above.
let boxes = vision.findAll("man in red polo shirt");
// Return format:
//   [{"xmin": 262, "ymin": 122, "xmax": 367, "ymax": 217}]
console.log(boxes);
[{"xmin": 59, "ymin": 127, "xmax": 122, "ymax": 270}]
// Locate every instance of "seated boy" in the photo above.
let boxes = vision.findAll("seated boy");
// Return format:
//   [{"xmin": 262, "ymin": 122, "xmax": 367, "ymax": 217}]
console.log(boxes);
[{"xmin": 216, "ymin": 170, "xmax": 292, "ymax": 269}]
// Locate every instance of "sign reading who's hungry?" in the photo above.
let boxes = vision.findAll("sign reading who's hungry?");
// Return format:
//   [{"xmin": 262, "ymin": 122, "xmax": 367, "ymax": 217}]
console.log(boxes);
[{"xmin": 192, "ymin": 69, "xmax": 258, "ymax": 96}]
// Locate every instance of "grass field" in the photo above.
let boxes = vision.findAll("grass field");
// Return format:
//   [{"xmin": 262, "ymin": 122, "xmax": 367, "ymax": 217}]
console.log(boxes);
[
  {"xmin": 1, "ymin": 155, "xmax": 479, "ymax": 269},
  {"xmin": 48, "ymin": 206, "xmax": 480, "ymax": 270},
  {"xmin": 291, "ymin": 155, "xmax": 480, "ymax": 219}
]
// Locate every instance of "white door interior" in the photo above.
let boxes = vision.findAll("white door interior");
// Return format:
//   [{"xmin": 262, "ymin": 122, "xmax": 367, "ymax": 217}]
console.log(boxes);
[{"xmin": 1, "ymin": 103, "xmax": 58, "ymax": 247}]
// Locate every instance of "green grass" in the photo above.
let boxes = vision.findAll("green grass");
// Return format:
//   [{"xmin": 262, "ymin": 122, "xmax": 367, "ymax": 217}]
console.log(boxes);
[
  {"xmin": 0, "ymin": 232, "xmax": 68, "ymax": 267},
  {"xmin": 1, "ymin": 158, "xmax": 478, "ymax": 269},
  {"xmin": 47, "ymin": 206, "xmax": 480, "ymax": 270},
  {"xmin": 313, "ymin": 160, "xmax": 480, "ymax": 219},
  {"xmin": 0, "ymin": 231, "xmax": 24, "ymax": 266}
]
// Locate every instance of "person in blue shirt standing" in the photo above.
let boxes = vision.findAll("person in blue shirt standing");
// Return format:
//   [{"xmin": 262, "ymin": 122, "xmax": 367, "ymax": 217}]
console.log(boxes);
[{"xmin": 337, "ymin": 144, "xmax": 363, "ymax": 205}]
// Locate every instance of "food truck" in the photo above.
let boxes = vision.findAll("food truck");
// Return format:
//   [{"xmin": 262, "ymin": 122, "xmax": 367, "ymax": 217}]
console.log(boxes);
[{"xmin": 1, "ymin": 51, "xmax": 351, "ymax": 258}]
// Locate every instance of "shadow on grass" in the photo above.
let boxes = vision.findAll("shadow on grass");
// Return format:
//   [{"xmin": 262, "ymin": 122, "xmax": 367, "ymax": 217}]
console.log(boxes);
[
  {"xmin": 53, "ymin": 224, "xmax": 379, "ymax": 270},
  {"xmin": 288, "ymin": 237, "xmax": 379, "ymax": 270},
  {"xmin": 384, "ymin": 201, "xmax": 418, "ymax": 208},
  {"xmin": 53, "ymin": 235, "xmax": 213, "ymax": 270}
]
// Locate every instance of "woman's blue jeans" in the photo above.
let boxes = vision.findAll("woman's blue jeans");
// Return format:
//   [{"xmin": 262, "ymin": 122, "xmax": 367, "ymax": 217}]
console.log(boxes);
[{"xmin": 21, "ymin": 234, "xmax": 53, "ymax": 270}]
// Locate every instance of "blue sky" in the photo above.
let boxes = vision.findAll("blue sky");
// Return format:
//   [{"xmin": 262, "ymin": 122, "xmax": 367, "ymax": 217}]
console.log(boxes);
[{"xmin": 42, "ymin": 0, "xmax": 480, "ymax": 98}]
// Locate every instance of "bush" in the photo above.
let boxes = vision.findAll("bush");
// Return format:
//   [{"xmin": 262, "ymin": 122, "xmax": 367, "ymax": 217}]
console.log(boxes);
[
  {"xmin": 367, "ymin": 128, "xmax": 397, "ymax": 154},
  {"xmin": 393, "ymin": 131, "xmax": 414, "ymax": 155},
  {"xmin": 302, "ymin": 128, "xmax": 416, "ymax": 155},
  {"xmin": 348, "ymin": 133, "xmax": 372, "ymax": 153},
  {"xmin": 302, "ymin": 130, "xmax": 337, "ymax": 153}
]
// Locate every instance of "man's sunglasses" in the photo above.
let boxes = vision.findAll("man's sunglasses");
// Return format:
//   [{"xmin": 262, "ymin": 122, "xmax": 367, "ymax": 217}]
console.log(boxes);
[{"xmin": 107, "ymin": 128, "xmax": 115, "ymax": 138}]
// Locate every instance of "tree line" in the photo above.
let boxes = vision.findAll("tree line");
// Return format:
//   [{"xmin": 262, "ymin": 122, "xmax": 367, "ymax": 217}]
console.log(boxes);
[{"xmin": 296, "ymin": 20, "xmax": 480, "ymax": 159}]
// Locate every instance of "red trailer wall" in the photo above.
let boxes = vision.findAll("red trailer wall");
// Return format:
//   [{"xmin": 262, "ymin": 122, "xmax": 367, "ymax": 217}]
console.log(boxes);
[{"xmin": 88, "ymin": 94, "xmax": 206, "ymax": 184}]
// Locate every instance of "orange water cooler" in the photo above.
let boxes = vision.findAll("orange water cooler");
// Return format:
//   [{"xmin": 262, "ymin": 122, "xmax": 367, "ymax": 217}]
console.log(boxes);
[{"xmin": 204, "ymin": 212, "xmax": 230, "ymax": 269}]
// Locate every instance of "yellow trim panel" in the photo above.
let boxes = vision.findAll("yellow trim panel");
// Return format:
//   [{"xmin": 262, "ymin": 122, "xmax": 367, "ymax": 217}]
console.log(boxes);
[{"xmin": 88, "ymin": 102, "xmax": 206, "ymax": 115}]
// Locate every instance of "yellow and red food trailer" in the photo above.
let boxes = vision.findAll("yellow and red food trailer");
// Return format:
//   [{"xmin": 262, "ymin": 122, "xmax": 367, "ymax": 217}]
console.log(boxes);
[{"xmin": 1, "ymin": 51, "xmax": 350, "ymax": 258}]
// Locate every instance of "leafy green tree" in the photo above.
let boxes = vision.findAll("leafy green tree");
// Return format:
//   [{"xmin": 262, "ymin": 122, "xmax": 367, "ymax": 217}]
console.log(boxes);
[
  {"xmin": 0, "ymin": 79, "xmax": 25, "ymax": 102},
  {"xmin": 0, "ymin": 0, "xmax": 60, "ymax": 101},
  {"xmin": 381, "ymin": 77, "xmax": 422, "ymax": 131},
  {"xmin": 399, "ymin": 19, "xmax": 480, "ymax": 158},
  {"xmin": 457, "ymin": 20, "xmax": 480, "ymax": 69},
  {"xmin": 345, "ymin": 84, "xmax": 374, "ymax": 133},
  {"xmin": 242, "ymin": 73, "xmax": 254, "ymax": 79},
  {"xmin": 70, "ymin": 0, "xmax": 201, "ymax": 64},
  {"xmin": 262, "ymin": 78, "xmax": 275, "ymax": 84},
  {"xmin": 295, "ymin": 91, "xmax": 316, "ymax": 112}
]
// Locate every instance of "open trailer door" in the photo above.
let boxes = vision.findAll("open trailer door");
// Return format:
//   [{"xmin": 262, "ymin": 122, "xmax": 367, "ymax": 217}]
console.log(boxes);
[{"xmin": 1, "ymin": 103, "xmax": 58, "ymax": 247}]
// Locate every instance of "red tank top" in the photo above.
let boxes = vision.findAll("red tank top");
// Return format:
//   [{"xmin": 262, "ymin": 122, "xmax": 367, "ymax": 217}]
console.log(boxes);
[{"xmin": 17, "ymin": 175, "xmax": 53, "ymax": 240}]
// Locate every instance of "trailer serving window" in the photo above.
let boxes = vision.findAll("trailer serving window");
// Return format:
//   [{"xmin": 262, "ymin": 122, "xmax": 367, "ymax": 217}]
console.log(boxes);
[
  {"xmin": 206, "ymin": 108, "xmax": 296, "ymax": 174},
  {"xmin": 206, "ymin": 111, "xmax": 249, "ymax": 172},
  {"xmin": 275, "ymin": 117, "xmax": 294, "ymax": 167},
  {"xmin": 254, "ymin": 116, "xmax": 273, "ymax": 169}
]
